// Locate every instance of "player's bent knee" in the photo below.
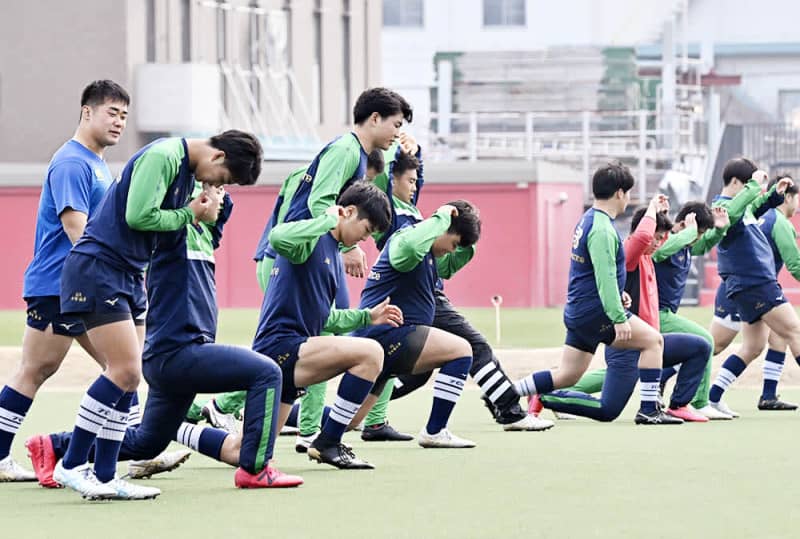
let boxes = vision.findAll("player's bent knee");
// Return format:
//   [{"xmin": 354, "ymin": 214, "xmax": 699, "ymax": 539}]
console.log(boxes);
[{"xmin": 453, "ymin": 336, "xmax": 471, "ymax": 359}]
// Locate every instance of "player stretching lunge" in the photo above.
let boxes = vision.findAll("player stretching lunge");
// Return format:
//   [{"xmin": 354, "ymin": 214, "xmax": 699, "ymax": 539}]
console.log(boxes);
[
  {"xmin": 254, "ymin": 182, "xmax": 401, "ymax": 469},
  {"xmin": 512, "ymin": 163, "xmax": 670, "ymax": 421},
  {"xmin": 28, "ymin": 188, "xmax": 302, "ymax": 490},
  {"xmin": 351, "ymin": 201, "xmax": 482, "ymax": 447},
  {"xmin": 703, "ymin": 159, "xmax": 800, "ymax": 417},
  {"xmin": 529, "ymin": 199, "xmax": 710, "ymax": 423},
  {"xmin": 54, "ymin": 130, "xmax": 262, "ymax": 500},
  {"xmin": 192, "ymin": 88, "xmax": 412, "ymax": 437}
]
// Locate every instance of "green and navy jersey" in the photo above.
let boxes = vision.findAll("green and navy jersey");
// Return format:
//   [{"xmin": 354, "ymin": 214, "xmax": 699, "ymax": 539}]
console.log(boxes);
[
  {"xmin": 72, "ymin": 138, "xmax": 197, "ymax": 274},
  {"xmin": 354, "ymin": 208, "xmax": 470, "ymax": 335},
  {"xmin": 373, "ymin": 144, "xmax": 425, "ymax": 251},
  {"xmin": 23, "ymin": 140, "xmax": 112, "ymax": 297},
  {"xmin": 564, "ymin": 208, "xmax": 626, "ymax": 324},
  {"xmin": 142, "ymin": 190, "xmax": 232, "ymax": 360},
  {"xmin": 253, "ymin": 212, "xmax": 372, "ymax": 351},
  {"xmin": 758, "ymin": 208, "xmax": 800, "ymax": 280},
  {"xmin": 714, "ymin": 180, "xmax": 783, "ymax": 295},
  {"xmin": 253, "ymin": 133, "xmax": 367, "ymax": 261},
  {"xmin": 653, "ymin": 223, "xmax": 726, "ymax": 313}
]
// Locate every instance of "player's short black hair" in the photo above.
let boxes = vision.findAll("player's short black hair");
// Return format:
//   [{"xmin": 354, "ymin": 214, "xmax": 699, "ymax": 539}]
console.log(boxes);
[
  {"xmin": 339, "ymin": 181, "xmax": 392, "ymax": 233},
  {"xmin": 630, "ymin": 206, "xmax": 673, "ymax": 234},
  {"xmin": 676, "ymin": 201, "xmax": 714, "ymax": 231},
  {"xmin": 768, "ymin": 173, "xmax": 798, "ymax": 195},
  {"xmin": 209, "ymin": 130, "xmax": 263, "ymax": 185},
  {"xmin": 81, "ymin": 80, "xmax": 130, "ymax": 108},
  {"xmin": 367, "ymin": 149, "xmax": 385, "ymax": 174},
  {"xmin": 722, "ymin": 157, "xmax": 757, "ymax": 186},
  {"xmin": 353, "ymin": 88, "xmax": 413, "ymax": 125},
  {"xmin": 446, "ymin": 200, "xmax": 482, "ymax": 247},
  {"xmin": 592, "ymin": 161, "xmax": 635, "ymax": 200},
  {"xmin": 393, "ymin": 151, "xmax": 419, "ymax": 178}
]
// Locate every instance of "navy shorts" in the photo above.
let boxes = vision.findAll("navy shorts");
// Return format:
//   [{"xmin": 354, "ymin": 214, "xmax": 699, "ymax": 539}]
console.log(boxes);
[
  {"xmin": 256, "ymin": 336, "xmax": 308, "ymax": 404},
  {"xmin": 564, "ymin": 311, "xmax": 631, "ymax": 354},
  {"xmin": 60, "ymin": 252, "xmax": 147, "ymax": 325},
  {"xmin": 24, "ymin": 296, "xmax": 86, "ymax": 337},
  {"xmin": 366, "ymin": 325, "xmax": 430, "ymax": 395},
  {"xmin": 729, "ymin": 281, "xmax": 787, "ymax": 324},
  {"xmin": 713, "ymin": 281, "xmax": 741, "ymax": 328}
]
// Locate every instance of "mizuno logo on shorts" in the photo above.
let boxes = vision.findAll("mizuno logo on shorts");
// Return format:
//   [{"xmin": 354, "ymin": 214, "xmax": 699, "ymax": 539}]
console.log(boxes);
[{"xmin": 105, "ymin": 297, "xmax": 120, "ymax": 306}]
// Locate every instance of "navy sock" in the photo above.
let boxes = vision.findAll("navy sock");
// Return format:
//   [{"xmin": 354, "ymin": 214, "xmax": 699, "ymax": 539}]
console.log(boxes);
[
  {"xmin": 514, "ymin": 370, "xmax": 554, "ymax": 396},
  {"xmin": 638, "ymin": 368, "xmax": 661, "ymax": 414},
  {"xmin": 709, "ymin": 354, "xmax": 747, "ymax": 403},
  {"xmin": 94, "ymin": 391, "xmax": 133, "ymax": 483},
  {"xmin": 762, "ymin": 349, "xmax": 785, "ymax": 400},
  {"xmin": 62, "ymin": 375, "xmax": 124, "ymax": 470},
  {"xmin": 0, "ymin": 386, "xmax": 33, "ymax": 459},
  {"xmin": 320, "ymin": 373, "xmax": 374, "ymax": 443},
  {"xmin": 176, "ymin": 422, "xmax": 228, "ymax": 461},
  {"xmin": 426, "ymin": 356, "xmax": 471, "ymax": 434}
]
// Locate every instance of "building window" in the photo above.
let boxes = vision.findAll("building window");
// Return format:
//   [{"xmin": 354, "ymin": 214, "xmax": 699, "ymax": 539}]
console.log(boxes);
[
  {"xmin": 483, "ymin": 0, "xmax": 525, "ymax": 26},
  {"xmin": 382, "ymin": 0, "xmax": 423, "ymax": 28}
]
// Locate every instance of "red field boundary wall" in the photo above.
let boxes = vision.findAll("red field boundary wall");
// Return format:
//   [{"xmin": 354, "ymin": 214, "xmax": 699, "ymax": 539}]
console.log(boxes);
[{"xmin": 0, "ymin": 181, "xmax": 585, "ymax": 310}]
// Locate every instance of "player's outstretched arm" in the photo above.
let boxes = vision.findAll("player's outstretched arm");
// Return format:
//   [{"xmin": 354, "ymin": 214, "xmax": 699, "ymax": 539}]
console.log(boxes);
[
  {"xmin": 652, "ymin": 221, "xmax": 697, "ymax": 262},
  {"xmin": 715, "ymin": 178, "xmax": 762, "ymax": 226},
  {"xmin": 268, "ymin": 209, "xmax": 339, "ymax": 264},
  {"xmin": 388, "ymin": 205, "xmax": 454, "ymax": 273}
]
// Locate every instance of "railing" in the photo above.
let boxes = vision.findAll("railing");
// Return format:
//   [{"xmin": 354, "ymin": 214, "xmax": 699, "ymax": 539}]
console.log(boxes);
[{"xmin": 424, "ymin": 109, "xmax": 707, "ymax": 203}]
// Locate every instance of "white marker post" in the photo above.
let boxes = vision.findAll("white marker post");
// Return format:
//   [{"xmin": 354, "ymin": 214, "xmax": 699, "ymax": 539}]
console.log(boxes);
[{"xmin": 491, "ymin": 295, "xmax": 503, "ymax": 345}]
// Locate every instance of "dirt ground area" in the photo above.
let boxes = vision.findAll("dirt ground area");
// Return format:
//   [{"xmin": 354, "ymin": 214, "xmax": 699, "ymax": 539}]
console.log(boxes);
[{"xmin": 2, "ymin": 343, "xmax": 800, "ymax": 392}]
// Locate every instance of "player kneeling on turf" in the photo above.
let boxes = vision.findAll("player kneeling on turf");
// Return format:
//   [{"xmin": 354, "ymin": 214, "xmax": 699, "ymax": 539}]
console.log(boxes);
[{"xmin": 253, "ymin": 181, "xmax": 402, "ymax": 470}]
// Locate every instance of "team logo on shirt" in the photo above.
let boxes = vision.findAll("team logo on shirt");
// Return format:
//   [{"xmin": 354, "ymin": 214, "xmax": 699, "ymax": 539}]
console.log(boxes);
[
  {"xmin": 572, "ymin": 225, "xmax": 584, "ymax": 249},
  {"xmin": 303, "ymin": 173, "xmax": 313, "ymax": 183},
  {"xmin": 69, "ymin": 292, "xmax": 87, "ymax": 303},
  {"xmin": 271, "ymin": 267, "xmax": 280, "ymax": 277},
  {"xmin": 368, "ymin": 270, "xmax": 380, "ymax": 281},
  {"xmin": 324, "ymin": 257, "xmax": 331, "ymax": 265},
  {"xmin": 94, "ymin": 167, "xmax": 105, "ymax": 180}
]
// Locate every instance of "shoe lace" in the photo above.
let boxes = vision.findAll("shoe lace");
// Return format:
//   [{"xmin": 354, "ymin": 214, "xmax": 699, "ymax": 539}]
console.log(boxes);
[{"xmin": 337, "ymin": 443, "xmax": 357, "ymax": 463}]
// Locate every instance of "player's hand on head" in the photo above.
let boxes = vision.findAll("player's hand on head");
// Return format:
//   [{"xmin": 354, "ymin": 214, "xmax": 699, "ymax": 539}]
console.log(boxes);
[
  {"xmin": 326, "ymin": 205, "xmax": 343, "ymax": 218},
  {"xmin": 713, "ymin": 207, "xmax": 730, "ymax": 229},
  {"xmin": 440, "ymin": 204, "xmax": 458, "ymax": 217},
  {"xmin": 752, "ymin": 169, "xmax": 769, "ymax": 189},
  {"xmin": 614, "ymin": 321, "xmax": 632, "ymax": 342},
  {"xmin": 398, "ymin": 132, "xmax": 419, "ymax": 155},
  {"xmin": 342, "ymin": 245, "xmax": 368, "ymax": 278},
  {"xmin": 369, "ymin": 297, "xmax": 404, "ymax": 327},
  {"xmin": 777, "ymin": 176, "xmax": 794, "ymax": 195},
  {"xmin": 650, "ymin": 193, "xmax": 669, "ymax": 213},
  {"xmin": 684, "ymin": 212, "xmax": 697, "ymax": 229}
]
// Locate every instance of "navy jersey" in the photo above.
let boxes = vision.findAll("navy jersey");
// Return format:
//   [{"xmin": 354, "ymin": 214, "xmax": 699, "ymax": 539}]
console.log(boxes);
[
  {"xmin": 72, "ymin": 138, "xmax": 196, "ymax": 274},
  {"xmin": 254, "ymin": 134, "xmax": 367, "ymax": 261},
  {"xmin": 253, "ymin": 232, "xmax": 343, "ymax": 349},
  {"xmin": 23, "ymin": 140, "xmax": 112, "ymax": 297},
  {"xmin": 654, "ymin": 245, "xmax": 691, "ymax": 313},
  {"xmin": 564, "ymin": 208, "xmax": 627, "ymax": 324},
  {"xmin": 143, "ymin": 194, "xmax": 232, "ymax": 360},
  {"xmin": 714, "ymin": 194, "xmax": 777, "ymax": 296}
]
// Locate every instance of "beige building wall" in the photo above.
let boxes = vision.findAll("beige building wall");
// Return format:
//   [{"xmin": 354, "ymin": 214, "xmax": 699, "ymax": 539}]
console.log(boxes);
[{"xmin": 0, "ymin": 0, "xmax": 382, "ymax": 169}]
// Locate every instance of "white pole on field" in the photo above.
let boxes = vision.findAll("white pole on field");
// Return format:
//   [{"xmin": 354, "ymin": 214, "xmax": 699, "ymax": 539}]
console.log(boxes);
[{"xmin": 491, "ymin": 295, "xmax": 503, "ymax": 345}]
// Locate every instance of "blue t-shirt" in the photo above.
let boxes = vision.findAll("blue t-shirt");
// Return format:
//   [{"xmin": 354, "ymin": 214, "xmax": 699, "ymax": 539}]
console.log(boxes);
[{"xmin": 23, "ymin": 140, "xmax": 112, "ymax": 297}]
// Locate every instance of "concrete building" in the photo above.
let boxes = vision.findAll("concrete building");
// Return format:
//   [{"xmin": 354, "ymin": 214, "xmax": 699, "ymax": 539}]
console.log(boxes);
[{"xmin": 0, "ymin": 0, "xmax": 382, "ymax": 178}]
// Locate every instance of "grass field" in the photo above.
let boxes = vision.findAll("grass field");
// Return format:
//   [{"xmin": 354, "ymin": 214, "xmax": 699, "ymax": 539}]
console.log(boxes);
[
  {"xmin": 3, "ymin": 388, "xmax": 800, "ymax": 539},
  {"xmin": 1, "ymin": 305, "xmax": 796, "ymax": 538},
  {"xmin": 0, "ymin": 306, "xmax": 727, "ymax": 348}
]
